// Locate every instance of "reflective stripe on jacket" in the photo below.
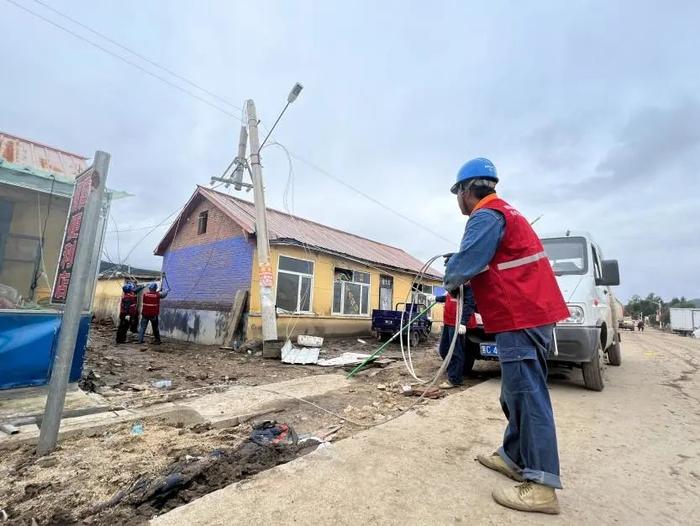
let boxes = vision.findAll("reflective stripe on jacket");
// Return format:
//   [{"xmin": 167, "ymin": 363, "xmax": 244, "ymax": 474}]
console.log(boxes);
[
  {"xmin": 469, "ymin": 198, "xmax": 569, "ymax": 333},
  {"xmin": 141, "ymin": 291, "xmax": 161, "ymax": 317}
]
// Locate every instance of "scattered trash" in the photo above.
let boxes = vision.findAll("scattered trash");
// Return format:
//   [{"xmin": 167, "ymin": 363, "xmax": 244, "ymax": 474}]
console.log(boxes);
[
  {"xmin": 0, "ymin": 423, "xmax": 20, "ymax": 435},
  {"xmin": 249, "ymin": 420, "xmax": 298, "ymax": 446},
  {"xmin": 131, "ymin": 422, "xmax": 144, "ymax": 436},
  {"xmin": 402, "ymin": 386, "xmax": 445, "ymax": 399},
  {"xmin": 357, "ymin": 338, "xmax": 367, "ymax": 345},
  {"xmin": 315, "ymin": 423, "xmax": 343, "ymax": 442},
  {"xmin": 184, "ymin": 454, "xmax": 204, "ymax": 462},
  {"xmin": 152, "ymin": 379, "xmax": 172, "ymax": 389},
  {"xmin": 297, "ymin": 334, "xmax": 324, "ymax": 348},
  {"xmin": 36, "ymin": 456, "xmax": 58, "ymax": 468},
  {"xmin": 0, "ymin": 509, "xmax": 7, "ymax": 521},
  {"xmin": 317, "ymin": 352, "xmax": 372, "ymax": 367},
  {"xmin": 281, "ymin": 339, "xmax": 320, "ymax": 364},
  {"xmin": 401, "ymin": 384, "xmax": 413, "ymax": 394},
  {"xmin": 377, "ymin": 384, "xmax": 387, "ymax": 390}
]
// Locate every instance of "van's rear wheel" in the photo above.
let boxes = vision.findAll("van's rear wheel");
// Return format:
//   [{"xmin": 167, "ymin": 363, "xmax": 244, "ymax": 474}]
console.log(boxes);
[
  {"xmin": 409, "ymin": 330, "xmax": 420, "ymax": 348},
  {"xmin": 582, "ymin": 340, "xmax": 605, "ymax": 391},
  {"xmin": 607, "ymin": 340, "xmax": 622, "ymax": 366}
]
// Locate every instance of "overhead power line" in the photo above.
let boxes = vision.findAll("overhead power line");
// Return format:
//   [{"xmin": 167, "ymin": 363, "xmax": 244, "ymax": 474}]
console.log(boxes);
[
  {"xmin": 29, "ymin": 0, "xmax": 245, "ymax": 115},
  {"xmin": 4, "ymin": 0, "xmax": 242, "ymax": 121},
  {"xmin": 288, "ymin": 152, "xmax": 455, "ymax": 244},
  {"xmin": 5, "ymin": 0, "xmax": 457, "ymax": 249}
]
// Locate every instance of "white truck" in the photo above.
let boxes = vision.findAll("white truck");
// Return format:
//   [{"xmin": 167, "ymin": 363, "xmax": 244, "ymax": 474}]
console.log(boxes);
[
  {"xmin": 670, "ymin": 308, "xmax": 700, "ymax": 336},
  {"xmin": 464, "ymin": 231, "xmax": 621, "ymax": 391}
]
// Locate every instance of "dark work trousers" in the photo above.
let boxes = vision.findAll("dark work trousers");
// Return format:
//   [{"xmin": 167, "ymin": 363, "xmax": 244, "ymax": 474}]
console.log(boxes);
[
  {"xmin": 116, "ymin": 314, "xmax": 133, "ymax": 344},
  {"xmin": 496, "ymin": 324, "xmax": 562, "ymax": 489},
  {"xmin": 438, "ymin": 324, "xmax": 466, "ymax": 385},
  {"xmin": 139, "ymin": 315, "xmax": 161, "ymax": 343}
]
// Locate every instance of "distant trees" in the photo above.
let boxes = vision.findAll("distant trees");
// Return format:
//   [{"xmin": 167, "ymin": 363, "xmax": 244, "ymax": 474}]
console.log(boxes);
[{"xmin": 625, "ymin": 293, "xmax": 697, "ymax": 326}]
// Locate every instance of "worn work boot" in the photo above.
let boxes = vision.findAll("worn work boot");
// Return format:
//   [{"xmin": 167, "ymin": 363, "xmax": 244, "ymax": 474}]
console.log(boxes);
[
  {"xmin": 492, "ymin": 482, "xmax": 560, "ymax": 514},
  {"xmin": 439, "ymin": 380, "xmax": 457, "ymax": 389},
  {"xmin": 477, "ymin": 452, "xmax": 524, "ymax": 482}
]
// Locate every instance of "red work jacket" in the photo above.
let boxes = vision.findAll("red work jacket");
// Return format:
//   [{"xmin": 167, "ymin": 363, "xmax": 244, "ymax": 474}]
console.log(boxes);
[
  {"xmin": 141, "ymin": 291, "xmax": 161, "ymax": 317},
  {"xmin": 120, "ymin": 292, "xmax": 138, "ymax": 317},
  {"xmin": 443, "ymin": 295, "xmax": 458, "ymax": 327},
  {"xmin": 469, "ymin": 197, "xmax": 569, "ymax": 333}
]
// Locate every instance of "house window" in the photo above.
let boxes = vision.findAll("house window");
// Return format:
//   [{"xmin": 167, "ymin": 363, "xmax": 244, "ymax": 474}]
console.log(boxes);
[
  {"xmin": 276, "ymin": 255, "xmax": 314, "ymax": 313},
  {"xmin": 333, "ymin": 268, "xmax": 370, "ymax": 316},
  {"xmin": 197, "ymin": 211, "xmax": 208, "ymax": 234}
]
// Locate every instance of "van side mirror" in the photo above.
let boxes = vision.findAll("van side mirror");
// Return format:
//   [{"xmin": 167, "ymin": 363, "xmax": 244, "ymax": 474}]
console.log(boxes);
[{"xmin": 598, "ymin": 259, "xmax": 620, "ymax": 286}]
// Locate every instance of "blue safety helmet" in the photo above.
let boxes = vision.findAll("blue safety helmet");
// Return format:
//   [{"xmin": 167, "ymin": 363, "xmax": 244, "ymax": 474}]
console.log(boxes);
[
  {"xmin": 149, "ymin": 283, "xmax": 158, "ymax": 291},
  {"xmin": 122, "ymin": 284, "xmax": 133, "ymax": 293},
  {"xmin": 451, "ymin": 158, "xmax": 499, "ymax": 194}
]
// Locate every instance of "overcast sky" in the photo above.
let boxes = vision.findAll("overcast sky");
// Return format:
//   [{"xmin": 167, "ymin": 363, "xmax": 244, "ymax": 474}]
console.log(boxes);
[{"xmin": 3, "ymin": 0, "xmax": 699, "ymax": 302}]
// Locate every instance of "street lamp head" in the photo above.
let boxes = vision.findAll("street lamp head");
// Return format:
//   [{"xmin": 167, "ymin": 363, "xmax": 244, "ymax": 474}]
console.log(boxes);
[{"xmin": 287, "ymin": 83, "xmax": 304, "ymax": 104}]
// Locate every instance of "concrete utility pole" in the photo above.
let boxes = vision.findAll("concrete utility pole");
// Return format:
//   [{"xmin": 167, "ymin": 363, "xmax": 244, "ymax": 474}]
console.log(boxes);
[
  {"xmin": 37, "ymin": 151, "xmax": 109, "ymax": 455},
  {"xmin": 246, "ymin": 99, "xmax": 278, "ymax": 342}
]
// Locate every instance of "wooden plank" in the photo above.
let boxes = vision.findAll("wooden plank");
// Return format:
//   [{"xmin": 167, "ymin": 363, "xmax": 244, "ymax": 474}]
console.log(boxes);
[{"xmin": 222, "ymin": 289, "xmax": 248, "ymax": 348}]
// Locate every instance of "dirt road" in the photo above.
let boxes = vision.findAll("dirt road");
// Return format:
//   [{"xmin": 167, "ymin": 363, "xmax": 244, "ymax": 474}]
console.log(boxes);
[{"xmin": 153, "ymin": 329, "xmax": 700, "ymax": 525}]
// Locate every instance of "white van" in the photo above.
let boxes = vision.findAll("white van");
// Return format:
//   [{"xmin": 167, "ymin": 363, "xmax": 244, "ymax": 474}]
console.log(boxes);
[{"xmin": 464, "ymin": 231, "xmax": 621, "ymax": 391}]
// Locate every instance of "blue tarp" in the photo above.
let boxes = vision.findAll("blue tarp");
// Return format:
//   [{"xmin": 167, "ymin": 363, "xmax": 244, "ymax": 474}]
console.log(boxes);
[{"xmin": 0, "ymin": 311, "xmax": 90, "ymax": 390}]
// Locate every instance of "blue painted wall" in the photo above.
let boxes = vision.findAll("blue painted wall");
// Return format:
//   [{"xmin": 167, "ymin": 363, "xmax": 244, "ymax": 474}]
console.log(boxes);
[
  {"xmin": 0, "ymin": 312, "xmax": 91, "ymax": 390},
  {"xmin": 161, "ymin": 236, "xmax": 253, "ymax": 309}
]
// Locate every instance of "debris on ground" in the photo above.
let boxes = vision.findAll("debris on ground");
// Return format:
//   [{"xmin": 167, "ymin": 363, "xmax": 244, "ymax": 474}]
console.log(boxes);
[
  {"xmin": 281, "ymin": 339, "xmax": 320, "ymax": 365},
  {"xmin": 249, "ymin": 421, "xmax": 298, "ymax": 446},
  {"xmin": 0, "ymin": 324, "xmax": 494, "ymax": 524},
  {"xmin": 317, "ymin": 352, "xmax": 372, "ymax": 367},
  {"xmin": 402, "ymin": 386, "xmax": 445, "ymax": 399},
  {"xmin": 297, "ymin": 335, "xmax": 324, "ymax": 348},
  {"xmin": 130, "ymin": 422, "xmax": 144, "ymax": 436}
]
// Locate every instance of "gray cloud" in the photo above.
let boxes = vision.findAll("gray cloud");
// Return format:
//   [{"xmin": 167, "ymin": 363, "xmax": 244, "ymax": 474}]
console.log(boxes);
[{"xmin": 2, "ymin": 0, "xmax": 700, "ymax": 302}]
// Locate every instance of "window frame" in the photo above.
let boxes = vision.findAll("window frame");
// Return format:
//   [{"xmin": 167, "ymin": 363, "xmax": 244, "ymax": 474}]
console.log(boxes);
[
  {"xmin": 332, "ymin": 267, "xmax": 372, "ymax": 317},
  {"xmin": 275, "ymin": 254, "xmax": 315, "ymax": 314},
  {"xmin": 197, "ymin": 210, "xmax": 208, "ymax": 235},
  {"xmin": 379, "ymin": 274, "xmax": 393, "ymax": 310}
]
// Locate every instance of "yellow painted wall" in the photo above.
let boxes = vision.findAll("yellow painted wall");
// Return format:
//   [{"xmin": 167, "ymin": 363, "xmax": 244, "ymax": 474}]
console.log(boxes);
[
  {"xmin": 247, "ymin": 244, "xmax": 443, "ymax": 339},
  {"xmin": 93, "ymin": 278, "xmax": 160, "ymax": 322},
  {"xmin": 0, "ymin": 185, "xmax": 69, "ymax": 301},
  {"xmin": 93, "ymin": 278, "xmax": 126, "ymax": 323}
]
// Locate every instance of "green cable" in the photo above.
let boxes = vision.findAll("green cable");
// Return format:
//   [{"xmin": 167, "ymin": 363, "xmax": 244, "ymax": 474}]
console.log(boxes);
[{"xmin": 346, "ymin": 301, "xmax": 437, "ymax": 379}]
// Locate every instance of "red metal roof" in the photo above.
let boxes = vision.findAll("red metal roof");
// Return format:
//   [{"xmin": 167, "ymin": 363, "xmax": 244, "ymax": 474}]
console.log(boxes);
[
  {"xmin": 156, "ymin": 186, "xmax": 443, "ymax": 279},
  {"xmin": 0, "ymin": 132, "xmax": 87, "ymax": 179}
]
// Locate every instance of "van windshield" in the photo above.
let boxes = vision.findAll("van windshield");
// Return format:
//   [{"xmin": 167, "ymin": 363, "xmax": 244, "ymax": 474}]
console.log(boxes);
[{"xmin": 542, "ymin": 237, "xmax": 588, "ymax": 275}]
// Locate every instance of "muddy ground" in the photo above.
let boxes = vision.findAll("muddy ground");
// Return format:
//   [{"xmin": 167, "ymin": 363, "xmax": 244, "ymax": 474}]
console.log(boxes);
[{"xmin": 0, "ymin": 324, "xmax": 499, "ymax": 524}]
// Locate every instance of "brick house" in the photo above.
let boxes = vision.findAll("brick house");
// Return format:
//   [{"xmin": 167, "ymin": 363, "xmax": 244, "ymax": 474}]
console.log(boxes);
[{"xmin": 154, "ymin": 186, "xmax": 443, "ymax": 345}]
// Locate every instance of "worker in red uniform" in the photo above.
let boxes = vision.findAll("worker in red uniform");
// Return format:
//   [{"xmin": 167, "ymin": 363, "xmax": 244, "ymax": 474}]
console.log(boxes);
[
  {"xmin": 138, "ymin": 282, "xmax": 168, "ymax": 345},
  {"xmin": 116, "ymin": 282, "xmax": 143, "ymax": 344},
  {"xmin": 435, "ymin": 285, "xmax": 476, "ymax": 388},
  {"xmin": 444, "ymin": 158, "xmax": 570, "ymax": 514}
]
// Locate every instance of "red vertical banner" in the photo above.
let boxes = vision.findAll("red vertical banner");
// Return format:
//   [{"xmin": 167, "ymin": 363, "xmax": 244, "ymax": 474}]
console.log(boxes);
[{"xmin": 51, "ymin": 168, "xmax": 96, "ymax": 304}]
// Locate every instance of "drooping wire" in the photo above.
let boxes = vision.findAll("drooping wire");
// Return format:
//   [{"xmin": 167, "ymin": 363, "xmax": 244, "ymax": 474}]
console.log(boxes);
[
  {"xmin": 29, "ymin": 0, "xmax": 245, "ymax": 115},
  {"xmin": 109, "ymin": 213, "xmax": 122, "ymax": 265},
  {"xmin": 6, "ymin": 0, "xmax": 456, "ymax": 251},
  {"xmin": 4, "ymin": 0, "xmax": 244, "ymax": 122}
]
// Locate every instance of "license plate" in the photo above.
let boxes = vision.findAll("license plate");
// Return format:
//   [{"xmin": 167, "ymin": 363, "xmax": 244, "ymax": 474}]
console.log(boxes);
[{"xmin": 480, "ymin": 343, "xmax": 498, "ymax": 357}]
